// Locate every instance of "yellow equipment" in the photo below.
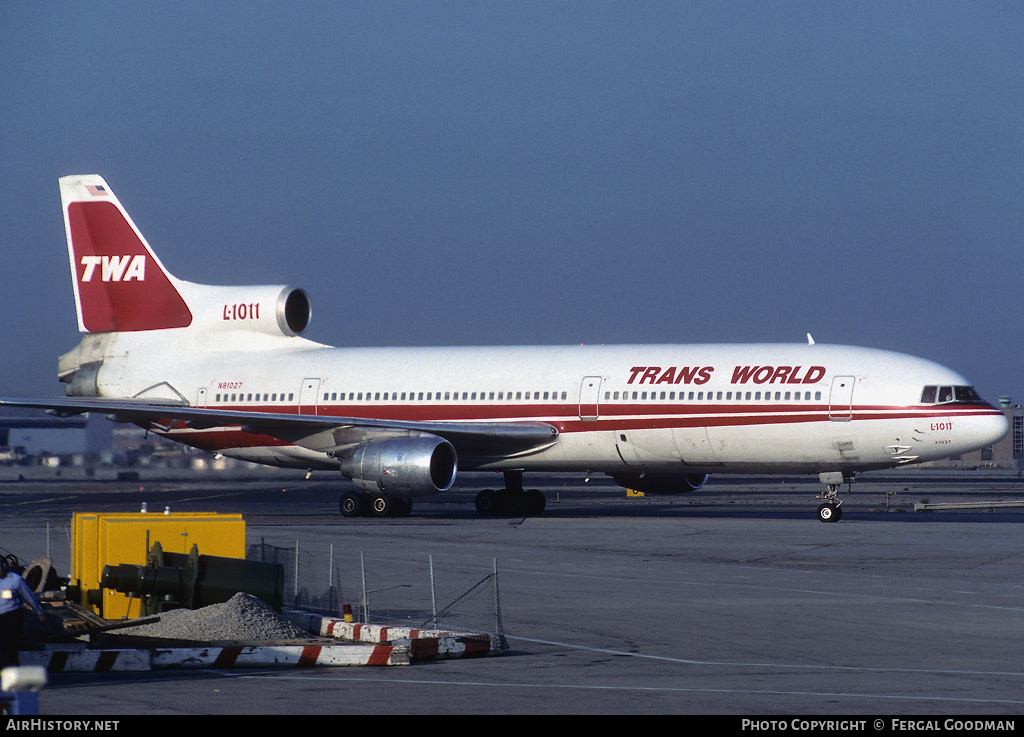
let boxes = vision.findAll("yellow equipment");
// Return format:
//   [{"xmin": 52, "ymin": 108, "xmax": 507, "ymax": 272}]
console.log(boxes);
[{"xmin": 71, "ymin": 511, "xmax": 245, "ymax": 619}]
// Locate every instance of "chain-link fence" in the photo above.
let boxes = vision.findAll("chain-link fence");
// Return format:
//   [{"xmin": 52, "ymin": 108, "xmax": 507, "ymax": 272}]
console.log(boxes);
[{"xmin": 247, "ymin": 539, "xmax": 505, "ymax": 637}]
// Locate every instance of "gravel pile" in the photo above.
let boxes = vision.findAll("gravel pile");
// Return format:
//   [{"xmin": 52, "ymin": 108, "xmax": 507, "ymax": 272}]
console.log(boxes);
[{"xmin": 116, "ymin": 593, "xmax": 309, "ymax": 642}]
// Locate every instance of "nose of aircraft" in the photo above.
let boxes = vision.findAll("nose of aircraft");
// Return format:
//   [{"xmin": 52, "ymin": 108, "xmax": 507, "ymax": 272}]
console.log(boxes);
[{"xmin": 963, "ymin": 408, "xmax": 1010, "ymax": 452}]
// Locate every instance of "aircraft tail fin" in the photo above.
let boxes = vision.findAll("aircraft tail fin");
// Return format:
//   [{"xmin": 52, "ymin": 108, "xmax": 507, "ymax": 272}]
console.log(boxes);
[{"xmin": 61, "ymin": 175, "xmax": 193, "ymax": 333}]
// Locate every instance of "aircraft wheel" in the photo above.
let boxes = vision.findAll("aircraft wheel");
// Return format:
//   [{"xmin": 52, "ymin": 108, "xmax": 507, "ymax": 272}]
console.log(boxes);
[
  {"xmin": 370, "ymin": 493, "xmax": 394, "ymax": 517},
  {"xmin": 394, "ymin": 497, "xmax": 413, "ymax": 517},
  {"xmin": 504, "ymin": 490, "xmax": 525, "ymax": 515},
  {"xmin": 339, "ymin": 491, "xmax": 366, "ymax": 517},
  {"xmin": 475, "ymin": 489, "xmax": 499, "ymax": 516},
  {"xmin": 817, "ymin": 502, "xmax": 841, "ymax": 523},
  {"xmin": 525, "ymin": 489, "xmax": 546, "ymax": 516}
]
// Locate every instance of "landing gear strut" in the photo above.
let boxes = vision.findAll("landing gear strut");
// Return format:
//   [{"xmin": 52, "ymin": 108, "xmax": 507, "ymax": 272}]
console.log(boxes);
[
  {"xmin": 474, "ymin": 471, "xmax": 546, "ymax": 517},
  {"xmin": 817, "ymin": 471, "xmax": 853, "ymax": 523}
]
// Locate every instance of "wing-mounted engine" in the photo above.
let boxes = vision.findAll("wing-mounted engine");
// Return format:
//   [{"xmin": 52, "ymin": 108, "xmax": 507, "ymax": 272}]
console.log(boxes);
[
  {"xmin": 340, "ymin": 435, "xmax": 457, "ymax": 497},
  {"xmin": 609, "ymin": 472, "xmax": 710, "ymax": 494}
]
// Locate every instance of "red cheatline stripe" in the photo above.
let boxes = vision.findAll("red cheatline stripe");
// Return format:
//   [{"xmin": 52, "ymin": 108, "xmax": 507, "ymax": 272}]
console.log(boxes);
[
  {"xmin": 161, "ymin": 405, "xmax": 1001, "ymax": 446},
  {"xmin": 168, "ymin": 396, "xmax": 1001, "ymax": 422}
]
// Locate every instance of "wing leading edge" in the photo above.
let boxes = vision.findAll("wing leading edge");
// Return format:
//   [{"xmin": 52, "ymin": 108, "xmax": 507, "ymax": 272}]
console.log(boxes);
[{"xmin": 0, "ymin": 397, "xmax": 559, "ymax": 461}]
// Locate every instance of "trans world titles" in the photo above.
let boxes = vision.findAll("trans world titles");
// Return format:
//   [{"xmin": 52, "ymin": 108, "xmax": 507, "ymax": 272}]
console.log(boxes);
[{"xmin": 627, "ymin": 365, "xmax": 827, "ymax": 386}]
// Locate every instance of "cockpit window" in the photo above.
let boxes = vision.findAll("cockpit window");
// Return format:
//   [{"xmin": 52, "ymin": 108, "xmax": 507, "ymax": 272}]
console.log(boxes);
[
  {"xmin": 954, "ymin": 386, "xmax": 984, "ymax": 403},
  {"xmin": 920, "ymin": 385, "xmax": 987, "ymax": 405}
]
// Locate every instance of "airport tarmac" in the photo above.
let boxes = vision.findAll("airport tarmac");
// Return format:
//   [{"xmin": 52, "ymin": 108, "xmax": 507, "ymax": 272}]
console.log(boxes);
[{"xmin": 2, "ymin": 469, "xmax": 1023, "ymax": 715}]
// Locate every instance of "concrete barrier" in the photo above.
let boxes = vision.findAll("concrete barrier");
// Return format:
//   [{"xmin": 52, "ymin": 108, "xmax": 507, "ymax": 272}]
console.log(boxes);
[
  {"xmin": 286, "ymin": 610, "xmax": 507, "ymax": 659},
  {"xmin": 19, "ymin": 642, "xmax": 409, "ymax": 671}
]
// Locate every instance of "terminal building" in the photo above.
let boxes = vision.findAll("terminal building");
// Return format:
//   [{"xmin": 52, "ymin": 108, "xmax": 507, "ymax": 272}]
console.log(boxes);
[{"xmin": 0, "ymin": 406, "xmax": 88, "ymax": 461}]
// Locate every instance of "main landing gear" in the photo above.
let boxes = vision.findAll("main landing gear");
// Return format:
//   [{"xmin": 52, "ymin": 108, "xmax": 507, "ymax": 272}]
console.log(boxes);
[
  {"xmin": 817, "ymin": 471, "xmax": 853, "ymax": 523},
  {"xmin": 339, "ymin": 490, "xmax": 413, "ymax": 518},
  {"xmin": 475, "ymin": 471, "xmax": 546, "ymax": 517}
]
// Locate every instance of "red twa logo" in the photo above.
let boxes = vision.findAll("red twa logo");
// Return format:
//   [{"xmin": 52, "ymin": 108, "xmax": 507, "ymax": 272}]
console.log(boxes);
[{"xmin": 80, "ymin": 255, "xmax": 146, "ymax": 282}]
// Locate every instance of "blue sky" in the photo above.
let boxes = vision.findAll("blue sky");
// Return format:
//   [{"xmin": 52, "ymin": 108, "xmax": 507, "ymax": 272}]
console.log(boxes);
[{"xmin": 1, "ymin": 2, "xmax": 1021, "ymax": 405}]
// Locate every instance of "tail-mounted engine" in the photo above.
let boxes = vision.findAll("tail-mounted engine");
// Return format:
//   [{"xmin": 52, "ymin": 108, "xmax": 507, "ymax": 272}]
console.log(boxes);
[{"xmin": 184, "ymin": 284, "xmax": 312, "ymax": 337}]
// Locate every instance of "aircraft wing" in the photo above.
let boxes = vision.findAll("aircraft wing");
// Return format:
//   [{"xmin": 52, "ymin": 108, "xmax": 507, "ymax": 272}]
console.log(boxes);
[{"xmin": 0, "ymin": 396, "xmax": 559, "ymax": 460}]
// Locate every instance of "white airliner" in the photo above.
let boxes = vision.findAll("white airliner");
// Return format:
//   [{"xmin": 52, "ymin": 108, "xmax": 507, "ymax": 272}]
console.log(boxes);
[{"xmin": 1, "ymin": 176, "xmax": 1009, "ymax": 522}]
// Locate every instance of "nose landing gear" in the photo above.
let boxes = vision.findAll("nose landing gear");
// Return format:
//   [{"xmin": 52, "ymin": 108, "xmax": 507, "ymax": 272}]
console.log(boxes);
[{"xmin": 817, "ymin": 471, "xmax": 853, "ymax": 523}]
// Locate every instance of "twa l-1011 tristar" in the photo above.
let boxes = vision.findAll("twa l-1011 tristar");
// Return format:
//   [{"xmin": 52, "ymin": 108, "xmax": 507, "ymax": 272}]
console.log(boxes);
[{"xmin": 1, "ymin": 176, "xmax": 1009, "ymax": 522}]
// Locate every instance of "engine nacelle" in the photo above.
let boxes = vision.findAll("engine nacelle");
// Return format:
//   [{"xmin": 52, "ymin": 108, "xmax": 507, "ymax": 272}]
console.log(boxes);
[
  {"xmin": 183, "ymin": 284, "xmax": 312, "ymax": 337},
  {"xmin": 610, "ymin": 472, "xmax": 710, "ymax": 494},
  {"xmin": 340, "ymin": 436, "xmax": 457, "ymax": 497}
]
